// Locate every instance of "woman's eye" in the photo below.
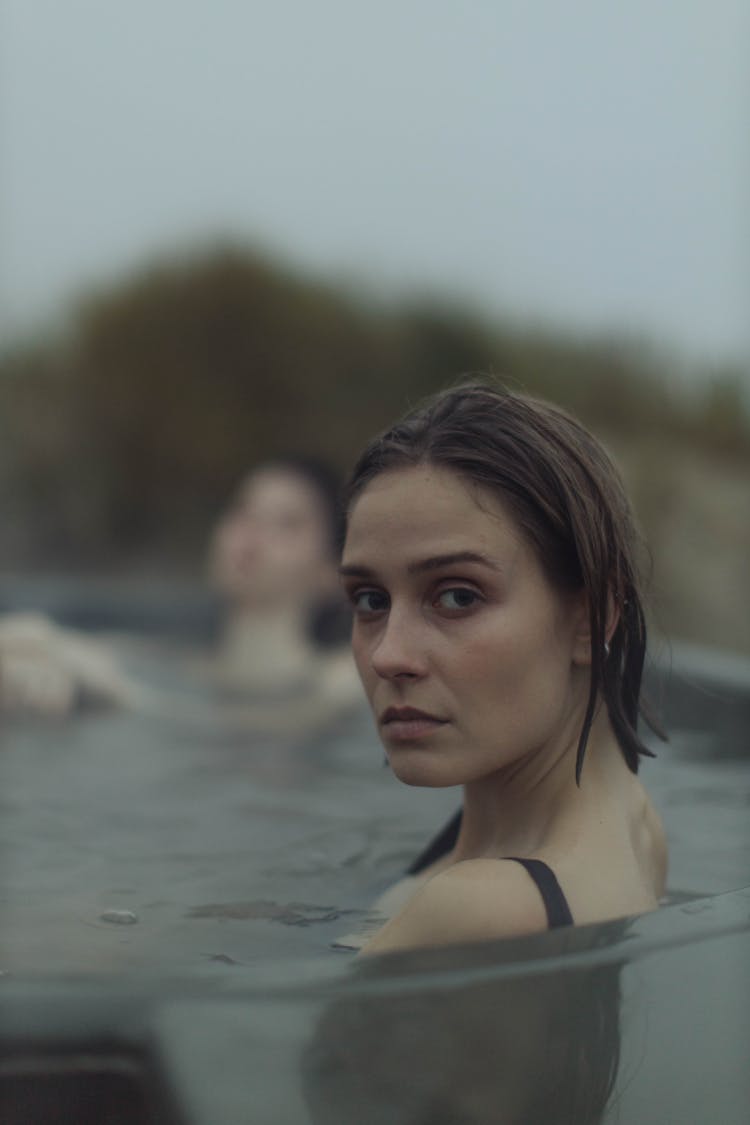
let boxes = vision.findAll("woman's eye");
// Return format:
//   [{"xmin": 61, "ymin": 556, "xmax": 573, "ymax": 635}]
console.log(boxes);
[
  {"xmin": 352, "ymin": 589, "xmax": 389, "ymax": 615},
  {"xmin": 435, "ymin": 587, "xmax": 481, "ymax": 611}
]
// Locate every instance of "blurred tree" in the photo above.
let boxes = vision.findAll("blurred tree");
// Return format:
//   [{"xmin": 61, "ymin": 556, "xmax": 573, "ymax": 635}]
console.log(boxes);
[
  {"xmin": 697, "ymin": 370, "xmax": 750, "ymax": 459},
  {"xmin": 0, "ymin": 242, "xmax": 747, "ymax": 584}
]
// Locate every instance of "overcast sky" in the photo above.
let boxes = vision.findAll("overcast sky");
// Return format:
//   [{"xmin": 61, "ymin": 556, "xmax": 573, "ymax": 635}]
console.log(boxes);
[{"xmin": 2, "ymin": 1, "xmax": 748, "ymax": 372}]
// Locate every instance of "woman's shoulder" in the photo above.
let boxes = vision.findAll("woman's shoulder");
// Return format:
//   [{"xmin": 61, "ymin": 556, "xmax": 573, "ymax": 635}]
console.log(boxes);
[
  {"xmin": 360, "ymin": 859, "xmax": 550, "ymax": 956},
  {"xmin": 640, "ymin": 786, "xmax": 668, "ymax": 898}
]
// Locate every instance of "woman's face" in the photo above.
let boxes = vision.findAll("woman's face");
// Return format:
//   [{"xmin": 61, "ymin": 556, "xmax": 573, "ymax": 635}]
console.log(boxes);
[
  {"xmin": 210, "ymin": 468, "xmax": 333, "ymax": 608},
  {"xmin": 341, "ymin": 465, "xmax": 590, "ymax": 787}
]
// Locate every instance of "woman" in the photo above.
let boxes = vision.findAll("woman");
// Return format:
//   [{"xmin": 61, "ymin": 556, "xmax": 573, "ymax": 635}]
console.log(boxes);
[
  {"xmin": 206, "ymin": 457, "xmax": 354, "ymax": 696},
  {"xmin": 0, "ymin": 458, "xmax": 361, "ymax": 731},
  {"xmin": 339, "ymin": 382, "xmax": 667, "ymax": 954},
  {"xmin": 196, "ymin": 456, "xmax": 361, "ymax": 730}
]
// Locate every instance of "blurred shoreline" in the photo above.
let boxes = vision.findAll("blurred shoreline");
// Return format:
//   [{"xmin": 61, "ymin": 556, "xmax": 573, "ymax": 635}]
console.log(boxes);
[{"xmin": 2, "ymin": 244, "xmax": 748, "ymax": 656}]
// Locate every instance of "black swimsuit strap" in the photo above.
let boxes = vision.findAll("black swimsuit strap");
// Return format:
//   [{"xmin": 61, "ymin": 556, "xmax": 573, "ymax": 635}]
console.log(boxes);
[
  {"xmin": 408, "ymin": 812, "xmax": 575, "ymax": 929},
  {"xmin": 504, "ymin": 856, "xmax": 574, "ymax": 929}
]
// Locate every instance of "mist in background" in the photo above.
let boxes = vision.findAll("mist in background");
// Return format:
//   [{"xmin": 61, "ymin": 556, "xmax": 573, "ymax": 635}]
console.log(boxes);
[{"xmin": 1, "ymin": 1, "xmax": 748, "ymax": 655}]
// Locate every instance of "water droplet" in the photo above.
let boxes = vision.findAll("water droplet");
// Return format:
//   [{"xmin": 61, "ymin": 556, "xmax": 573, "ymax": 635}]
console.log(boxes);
[{"xmin": 99, "ymin": 909, "xmax": 139, "ymax": 925}]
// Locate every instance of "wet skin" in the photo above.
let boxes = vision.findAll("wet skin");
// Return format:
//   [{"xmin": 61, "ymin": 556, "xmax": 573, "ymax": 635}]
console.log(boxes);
[{"xmin": 340, "ymin": 464, "xmax": 593, "ymax": 793}]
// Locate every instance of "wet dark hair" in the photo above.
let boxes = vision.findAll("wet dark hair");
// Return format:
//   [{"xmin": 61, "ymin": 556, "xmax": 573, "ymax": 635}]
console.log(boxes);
[
  {"xmin": 262, "ymin": 454, "xmax": 347, "ymax": 560},
  {"xmin": 345, "ymin": 381, "xmax": 660, "ymax": 780}
]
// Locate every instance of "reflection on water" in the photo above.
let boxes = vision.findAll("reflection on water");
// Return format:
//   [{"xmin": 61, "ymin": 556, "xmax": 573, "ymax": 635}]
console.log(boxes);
[
  {"xmin": 186, "ymin": 901, "xmax": 367, "ymax": 927},
  {"xmin": 304, "ymin": 932, "xmax": 625, "ymax": 1125}
]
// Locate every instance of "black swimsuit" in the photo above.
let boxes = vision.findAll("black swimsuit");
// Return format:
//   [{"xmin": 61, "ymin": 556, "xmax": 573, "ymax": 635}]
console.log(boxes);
[
  {"xmin": 503, "ymin": 856, "xmax": 574, "ymax": 928},
  {"xmin": 408, "ymin": 810, "xmax": 574, "ymax": 929}
]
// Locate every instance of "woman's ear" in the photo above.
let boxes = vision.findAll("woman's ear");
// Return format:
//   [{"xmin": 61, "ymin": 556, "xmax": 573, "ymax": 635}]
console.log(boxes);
[{"xmin": 571, "ymin": 590, "xmax": 620, "ymax": 667}]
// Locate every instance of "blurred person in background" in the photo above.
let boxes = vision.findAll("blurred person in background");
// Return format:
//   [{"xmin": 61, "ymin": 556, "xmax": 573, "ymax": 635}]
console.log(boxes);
[
  {"xmin": 0, "ymin": 458, "xmax": 362, "ymax": 732},
  {"xmin": 199, "ymin": 456, "xmax": 360, "ymax": 719}
]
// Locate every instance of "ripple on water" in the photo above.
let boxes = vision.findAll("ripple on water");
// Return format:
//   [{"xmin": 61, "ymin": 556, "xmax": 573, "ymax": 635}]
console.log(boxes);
[
  {"xmin": 99, "ymin": 909, "xmax": 139, "ymax": 925},
  {"xmin": 186, "ymin": 900, "xmax": 367, "ymax": 927}
]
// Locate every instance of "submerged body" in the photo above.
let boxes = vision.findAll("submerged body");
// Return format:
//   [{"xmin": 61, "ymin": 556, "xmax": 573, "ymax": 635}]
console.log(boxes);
[{"xmin": 339, "ymin": 387, "xmax": 668, "ymax": 954}]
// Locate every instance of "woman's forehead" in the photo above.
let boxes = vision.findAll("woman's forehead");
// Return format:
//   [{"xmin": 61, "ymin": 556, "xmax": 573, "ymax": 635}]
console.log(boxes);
[
  {"xmin": 349, "ymin": 464, "xmax": 503, "ymax": 518},
  {"xmin": 344, "ymin": 465, "xmax": 522, "ymax": 560}
]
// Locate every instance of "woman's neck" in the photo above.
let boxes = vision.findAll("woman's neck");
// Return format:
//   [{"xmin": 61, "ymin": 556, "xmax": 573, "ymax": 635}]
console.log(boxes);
[
  {"xmin": 453, "ymin": 707, "xmax": 628, "ymax": 861},
  {"xmin": 216, "ymin": 603, "xmax": 318, "ymax": 690}
]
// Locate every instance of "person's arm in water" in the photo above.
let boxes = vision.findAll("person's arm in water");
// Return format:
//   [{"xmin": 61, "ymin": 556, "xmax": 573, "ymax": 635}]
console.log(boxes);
[{"xmin": 0, "ymin": 613, "xmax": 147, "ymax": 716}]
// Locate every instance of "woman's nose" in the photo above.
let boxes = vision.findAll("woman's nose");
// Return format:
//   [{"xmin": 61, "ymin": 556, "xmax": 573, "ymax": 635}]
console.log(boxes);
[{"xmin": 370, "ymin": 611, "xmax": 427, "ymax": 680}]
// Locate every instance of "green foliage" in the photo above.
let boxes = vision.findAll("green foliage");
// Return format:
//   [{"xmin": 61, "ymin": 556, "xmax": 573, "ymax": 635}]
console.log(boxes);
[{"xmin": 1, "ymin": 243, "xmax": 748, "ymax": 571}]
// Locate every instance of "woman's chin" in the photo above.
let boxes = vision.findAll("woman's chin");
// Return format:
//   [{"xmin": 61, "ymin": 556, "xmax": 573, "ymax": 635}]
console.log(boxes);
[{"xmin": 387, "ymin": 752, "xmax": 459, "ymax": 789}]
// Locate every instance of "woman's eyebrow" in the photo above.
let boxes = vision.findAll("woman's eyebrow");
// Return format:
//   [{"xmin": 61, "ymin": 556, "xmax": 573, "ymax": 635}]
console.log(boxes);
[
  {"xmin": 339, "ymin": 551, "xmax": 501, "ymax": 580},
  {"xmin": 338, "ymin": 563, "xmax": 376, "ymax": 579},
  {"xmin": 407, "ymin": 551, "xmax": 501, "ymax": 574}
]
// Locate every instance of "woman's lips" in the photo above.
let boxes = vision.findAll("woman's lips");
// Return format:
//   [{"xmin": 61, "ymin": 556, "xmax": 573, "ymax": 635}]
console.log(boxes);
[{"xmin": 379, "ymin": 708, "xmax": 448, "ymax": 741}]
